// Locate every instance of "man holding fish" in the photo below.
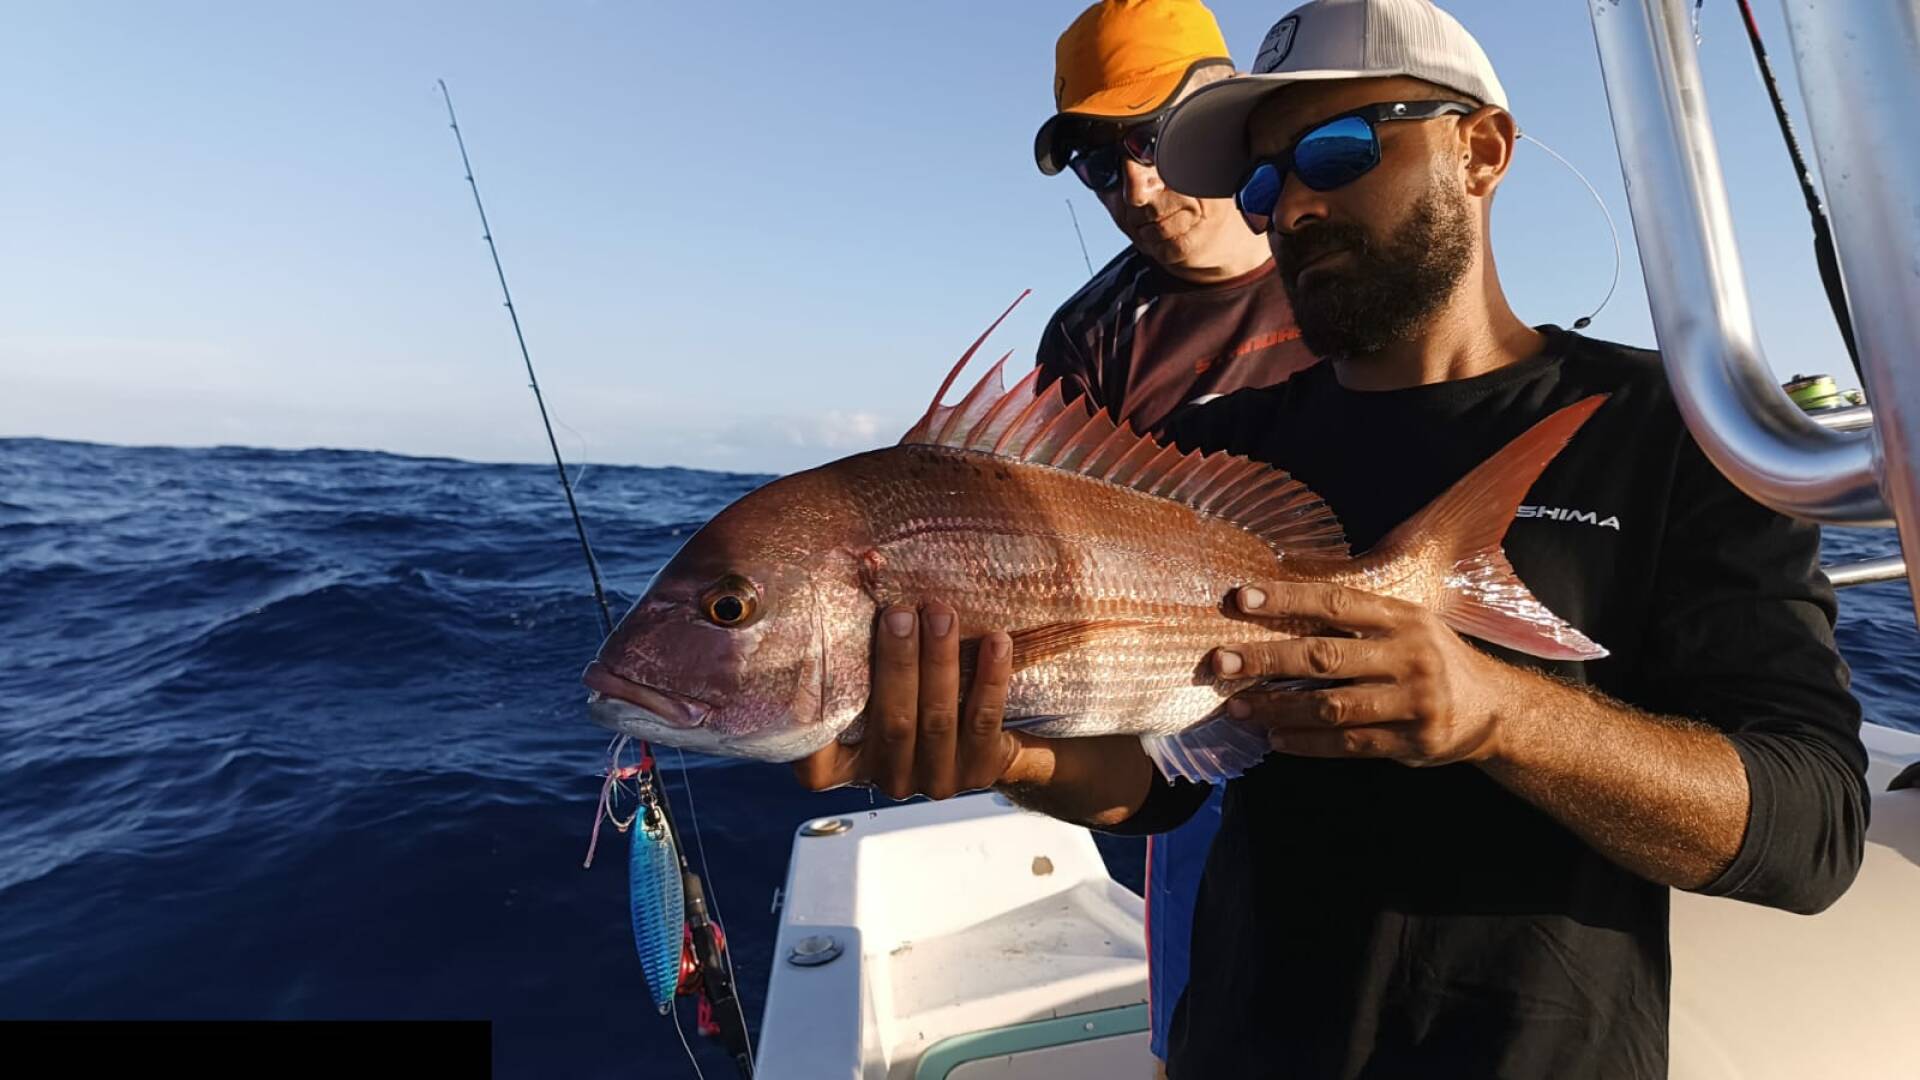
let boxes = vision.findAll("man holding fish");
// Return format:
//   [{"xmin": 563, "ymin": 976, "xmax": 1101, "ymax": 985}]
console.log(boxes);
[{"xmin": 586, "ymin": 0, "xmax": 1869, "ymax": 1076}]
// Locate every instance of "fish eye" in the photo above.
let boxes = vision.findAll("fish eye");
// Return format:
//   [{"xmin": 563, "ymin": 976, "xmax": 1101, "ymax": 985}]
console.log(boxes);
[{"xmin": 700, "ymin": 575, "xmax": 761, "ymax": 628}]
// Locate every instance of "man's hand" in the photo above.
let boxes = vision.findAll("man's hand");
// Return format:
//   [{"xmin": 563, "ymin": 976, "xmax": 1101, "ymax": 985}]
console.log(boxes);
[
  {"xmin": 1212, "ymin": 581, "xmax": 1519, "ymax": 766},
  {"xmin": 791, "ymin": 600, "xmax": 1018, "ymax": 800}
]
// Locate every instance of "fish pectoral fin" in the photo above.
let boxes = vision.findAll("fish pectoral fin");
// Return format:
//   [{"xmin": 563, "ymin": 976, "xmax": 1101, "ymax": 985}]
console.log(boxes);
[
  {"xmin": 1140, "ymin": 714, "xmax": 1272, "ymax": 785},
  {"xmin": 1001, "ymin": 714, "xmax": 1071, "ymax": 733},
  {"xmin": 957, "ymin": 619, "xmax": 1148, "ymax": 676}
]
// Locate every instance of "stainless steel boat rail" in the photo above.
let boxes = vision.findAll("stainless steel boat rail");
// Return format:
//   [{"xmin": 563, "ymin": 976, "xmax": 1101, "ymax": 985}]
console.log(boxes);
[
  {"xmin": 1827, "ymin": 556, "xmax": 1907, "ymax": 590},
  {"xmin": 1586, "ymin": 0, "xmax": 1917, "ymax": 617},
  {"xmin": 1798, "ymin": 406, "xmax": 1905, "ymax": 587},
  {"xmin": 1809, "ymin": 406, "xmax": 1874, "ymax": 435}
]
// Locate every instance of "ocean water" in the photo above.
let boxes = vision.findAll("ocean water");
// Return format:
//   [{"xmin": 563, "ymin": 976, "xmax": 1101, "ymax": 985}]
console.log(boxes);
[{"xmin": 0, "ymin": 436, "xmax": 1912, "ymax": 1077}]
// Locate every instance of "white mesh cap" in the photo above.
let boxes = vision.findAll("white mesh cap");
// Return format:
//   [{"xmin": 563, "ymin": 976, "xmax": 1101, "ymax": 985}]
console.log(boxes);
[{"xmin": 1158, "ymin": 0, "xmax": 1508, "ymax": 197}]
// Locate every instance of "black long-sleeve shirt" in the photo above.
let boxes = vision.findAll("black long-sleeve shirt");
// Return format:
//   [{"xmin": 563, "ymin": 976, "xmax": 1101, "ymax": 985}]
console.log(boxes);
[{"xmin": 1114, "ymin": 328, "xmax": 1870, "ymax": 1079}]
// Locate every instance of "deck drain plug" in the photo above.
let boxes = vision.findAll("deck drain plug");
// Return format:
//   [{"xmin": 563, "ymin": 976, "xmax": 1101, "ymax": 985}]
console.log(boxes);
[{"xmin": 788, "ymin": 935, "xmax": 844, "ymax": 967}]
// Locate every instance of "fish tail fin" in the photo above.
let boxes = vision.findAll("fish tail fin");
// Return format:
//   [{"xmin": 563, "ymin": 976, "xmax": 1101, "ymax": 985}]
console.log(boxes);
[{"xmin": 1379, "ymin": 395, "xmax": 1610, "ymax": 661}]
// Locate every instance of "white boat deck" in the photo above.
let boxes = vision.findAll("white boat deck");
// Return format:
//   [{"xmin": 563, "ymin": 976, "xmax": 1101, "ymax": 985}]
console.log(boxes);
[
  {"xmin": 759, "ymin": 796, "xmax": 1148, "ymax": 1080},
  {"xmin": 757, "ymin": 722, "xmax": 1920, "ymax": 1080},
  {"xmin": 1667, "ymin": 721, "xmax": 1920, "ymax": 1080}
]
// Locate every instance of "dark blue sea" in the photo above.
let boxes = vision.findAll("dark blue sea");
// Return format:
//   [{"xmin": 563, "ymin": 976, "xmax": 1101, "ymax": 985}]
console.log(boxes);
[{"xmin": 2, "ymin": 437, "xmax": 1914, "ymax": 1077}]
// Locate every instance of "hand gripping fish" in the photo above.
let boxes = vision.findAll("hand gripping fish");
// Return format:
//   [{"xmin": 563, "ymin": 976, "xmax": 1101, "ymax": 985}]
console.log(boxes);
[{"xmin": 583, "ymin": 297, "xmax": 1608, "ymax": 783}]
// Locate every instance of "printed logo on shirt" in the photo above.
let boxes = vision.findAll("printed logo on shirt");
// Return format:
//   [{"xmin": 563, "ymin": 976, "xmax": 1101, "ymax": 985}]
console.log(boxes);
[
  {"xmin": 1186, "ymin": 326, "xmax": 1306, "ymax": 377},
  {"xmin": 1517, "ymin": 505, "xmax": 1621, "ymax": 530}
]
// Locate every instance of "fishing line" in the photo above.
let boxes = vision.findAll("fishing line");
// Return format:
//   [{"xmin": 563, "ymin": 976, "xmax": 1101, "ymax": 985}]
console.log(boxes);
[
  {"xmin": 1065, "ymin": 199, "xmax": 1096, "ymax": 277},
  {"xmin": 555, "ymin": 416, "xmax": 594, "ymax": 492},
  {"xmin": 1516, "ymin": 131, "xmax": 1622, "ymax": 332},
  {"xmin": 669, "ymin": 998, "xmax": 712, "ymax": 1080}
]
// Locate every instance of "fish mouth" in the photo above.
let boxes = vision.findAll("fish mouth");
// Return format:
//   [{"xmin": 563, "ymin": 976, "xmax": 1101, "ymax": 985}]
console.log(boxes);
[{"xmin": 582, "ymin": 660, "xmax": 713, "ymax": 730}]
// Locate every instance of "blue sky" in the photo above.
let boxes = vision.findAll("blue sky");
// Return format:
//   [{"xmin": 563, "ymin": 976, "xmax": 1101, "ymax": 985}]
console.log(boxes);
[{"xmin": 1, "ymin": 1, "xmax": 1858, "ymax": 474}]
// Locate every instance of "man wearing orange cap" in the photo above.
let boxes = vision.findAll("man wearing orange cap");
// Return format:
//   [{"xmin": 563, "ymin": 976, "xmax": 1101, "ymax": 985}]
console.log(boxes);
[
  {"xmin": 1034, "ymin": 0, "xmax": 1316, "ymax": 437},
  {"xmin": 1033, "ymin": 3, "xmax": 1317, "ymax": 1073}
]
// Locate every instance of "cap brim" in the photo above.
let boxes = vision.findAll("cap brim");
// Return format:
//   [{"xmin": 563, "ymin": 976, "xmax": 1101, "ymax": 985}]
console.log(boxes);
[
  {"xmin": 1035, "ymin": 60, "xmax": 1224, "ymax": 176},
  {"xmin": 1034, "ymin": 114, "xmax": 1078, "ymax": 176},
  {"xmin": 1157, "ymin": 69, "xmax": 1372, "ymax": 197}
]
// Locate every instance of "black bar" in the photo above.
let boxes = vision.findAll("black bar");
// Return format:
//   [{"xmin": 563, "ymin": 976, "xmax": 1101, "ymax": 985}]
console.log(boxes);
[{"xmin": 0, "ymin": 1021, "xmax": 492, "ymax": 1075}]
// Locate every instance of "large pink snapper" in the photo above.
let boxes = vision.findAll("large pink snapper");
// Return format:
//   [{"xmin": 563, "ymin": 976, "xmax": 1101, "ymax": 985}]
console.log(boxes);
[{"xmin": 583, "ymin": 302, "xmax": 1606, "ymax": 782}]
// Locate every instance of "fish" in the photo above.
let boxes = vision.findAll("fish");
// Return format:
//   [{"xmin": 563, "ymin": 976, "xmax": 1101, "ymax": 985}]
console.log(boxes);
[{"xmin": 583, "ymin": 298, "xmax": 1608, "ymax": 783}]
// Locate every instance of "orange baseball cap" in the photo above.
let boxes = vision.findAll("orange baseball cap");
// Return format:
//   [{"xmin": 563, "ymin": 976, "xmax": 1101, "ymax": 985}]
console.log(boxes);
[{"xmin": 1035, "ymin": 0, "xmax": 1235, "ymax": 176}]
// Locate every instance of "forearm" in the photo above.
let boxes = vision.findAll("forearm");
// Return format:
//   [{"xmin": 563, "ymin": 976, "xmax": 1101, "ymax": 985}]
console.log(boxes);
[
  {"xmin": 995, "ymin": 733, "xmax": 1157, "ymax": 829},
  {"xmin": 1479, "ymin": 668, "xmax": 1749, "ymax": 890}
]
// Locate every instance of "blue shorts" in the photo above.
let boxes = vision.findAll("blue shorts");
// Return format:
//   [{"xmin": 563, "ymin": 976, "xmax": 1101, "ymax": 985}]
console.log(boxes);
[{"xmin": 1145, "ymin": 785, "xmax": 1225, "ymax": 1061}]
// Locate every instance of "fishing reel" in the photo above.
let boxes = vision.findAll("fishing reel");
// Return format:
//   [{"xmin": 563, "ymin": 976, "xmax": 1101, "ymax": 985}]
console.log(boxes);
[{"xmin": 676, "ymin": 887, "xmax": 736, "ymax": 1042}]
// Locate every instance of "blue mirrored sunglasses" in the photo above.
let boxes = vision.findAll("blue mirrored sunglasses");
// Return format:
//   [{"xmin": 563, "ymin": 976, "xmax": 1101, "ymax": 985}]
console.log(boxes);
[{"xmin": 1235, "ymin": 101, "xmax": 1477, "ymax": 234}]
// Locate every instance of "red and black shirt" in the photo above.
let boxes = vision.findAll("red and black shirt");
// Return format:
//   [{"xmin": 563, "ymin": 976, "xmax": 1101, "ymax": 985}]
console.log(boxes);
[{"xmin": 1036, "ymin": 247, "xmax": 1317, "ymax": 436}]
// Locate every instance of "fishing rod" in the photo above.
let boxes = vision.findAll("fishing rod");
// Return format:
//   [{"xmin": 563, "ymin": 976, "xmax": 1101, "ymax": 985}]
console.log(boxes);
[
  {"xmin": 436, "ymin": 82, "xmax": 615, "ymax": 637},
  {"xmin": 1065, "ymin": 198, "xmax": 1096, "ymax": 277},
  {"xmin": 435, "ymin": 79, "xmax": 755, "ymax": 1077},
  {"xmin": 1715, "ymin": 0, "xmax": 1863, "ymax": 383}
]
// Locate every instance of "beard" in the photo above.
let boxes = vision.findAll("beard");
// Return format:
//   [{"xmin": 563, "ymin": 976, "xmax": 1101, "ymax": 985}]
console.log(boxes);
[{"xmin": 1276, "ymin": 183, "xmax": 1476, "ymax": 358}]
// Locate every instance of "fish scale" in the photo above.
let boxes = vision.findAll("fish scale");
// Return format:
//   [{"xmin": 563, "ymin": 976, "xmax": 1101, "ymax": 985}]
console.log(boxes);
[{"xmin": 850, "ymin": 450, "xmax": 1307, "ymax": 731}]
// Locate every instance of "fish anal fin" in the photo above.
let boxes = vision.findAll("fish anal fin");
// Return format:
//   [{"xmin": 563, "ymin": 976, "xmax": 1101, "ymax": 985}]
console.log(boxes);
[{"xmin": 1140, "ymin": 715, "xmax": 1271, "ymax": 784}]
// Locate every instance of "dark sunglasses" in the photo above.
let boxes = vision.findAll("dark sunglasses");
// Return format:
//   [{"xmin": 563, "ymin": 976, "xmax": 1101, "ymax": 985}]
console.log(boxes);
[
  {"xmin": 1235, "ymin": 100, "xmax": 1477, "ymax": 234},
  {"xmin": 1066, "ymin": 117, "xmax": 1165, "ymax": 194}
]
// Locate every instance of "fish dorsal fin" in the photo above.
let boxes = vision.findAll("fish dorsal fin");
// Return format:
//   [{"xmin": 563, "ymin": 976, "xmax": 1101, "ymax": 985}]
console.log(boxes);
[
  {"xmin": 901, "ymin": 301, "xmax": 1349, "ymax": 559},
  {"xmin": 901, "ymin": 291, "xmax": 1031, "ymax": 446},
  {"xmin": 934, "ymin": 351, "xmax": 1013, "ymax": 445}
]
